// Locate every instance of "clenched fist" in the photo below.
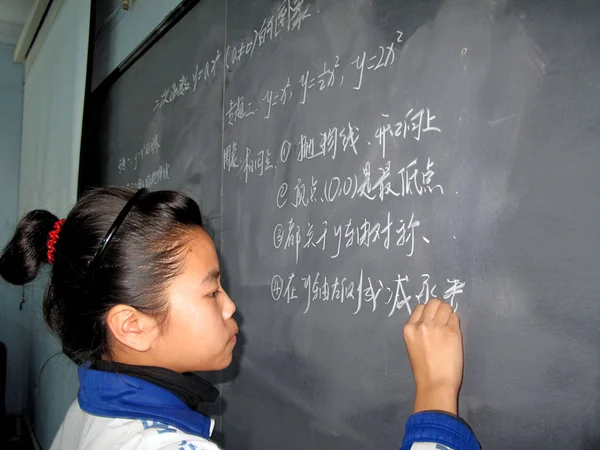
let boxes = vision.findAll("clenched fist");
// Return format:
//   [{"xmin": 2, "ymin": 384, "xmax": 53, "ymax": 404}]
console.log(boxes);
[{"xmin": 403, "ymin": 298, "xmax": 464, "ymax": 415}]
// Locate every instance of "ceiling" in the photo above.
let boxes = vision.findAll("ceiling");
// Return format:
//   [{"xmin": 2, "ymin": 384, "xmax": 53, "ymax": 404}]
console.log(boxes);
[{"xmin": 0, "ymin": 0, "xmax": 35, "ymax": 45}]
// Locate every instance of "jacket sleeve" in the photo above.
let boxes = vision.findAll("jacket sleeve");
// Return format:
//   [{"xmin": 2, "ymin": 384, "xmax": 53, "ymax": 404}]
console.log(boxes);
[{"xmin": 400, "ymin": 411, "xmax": 481, "ymax": 450}]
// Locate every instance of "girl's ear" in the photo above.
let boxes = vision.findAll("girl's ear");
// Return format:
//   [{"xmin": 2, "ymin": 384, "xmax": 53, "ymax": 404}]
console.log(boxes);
[{"xmin": 105, "ymin": 305, "xmax": 160, "ymax": 353}]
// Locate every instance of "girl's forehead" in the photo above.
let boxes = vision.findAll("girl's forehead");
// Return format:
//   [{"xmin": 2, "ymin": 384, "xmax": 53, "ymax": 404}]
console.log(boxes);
[{"xmin": 183, "ymin": 230, "xmax": 219, "ymax": 271}]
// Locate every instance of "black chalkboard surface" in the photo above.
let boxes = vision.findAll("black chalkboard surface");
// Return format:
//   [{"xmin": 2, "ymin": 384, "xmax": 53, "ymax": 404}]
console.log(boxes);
[{"xmin": 84, "ymin": 0, "xmax": 600, "ymax": 448}]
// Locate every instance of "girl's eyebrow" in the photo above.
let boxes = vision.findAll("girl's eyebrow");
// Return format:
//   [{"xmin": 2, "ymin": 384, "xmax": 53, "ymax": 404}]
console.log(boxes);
[{"xmin": 201, "ymin": 269, "xmax": 220, "ymax": 285}]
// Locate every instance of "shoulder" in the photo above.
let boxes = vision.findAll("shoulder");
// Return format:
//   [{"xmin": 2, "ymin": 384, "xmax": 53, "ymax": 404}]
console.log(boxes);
[
  {"xmin": 87, "ymin": 416, "xmax": 221, "ymax": 450},
  {"xmin": 51, "ymin": 401, "xmax": 220, "ymax": 450}
]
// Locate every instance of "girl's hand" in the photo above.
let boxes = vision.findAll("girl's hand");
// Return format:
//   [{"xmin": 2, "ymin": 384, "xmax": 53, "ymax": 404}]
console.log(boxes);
[{"xmin": 403, "ymin": 298, "xmax": 464, "ymax": 415}]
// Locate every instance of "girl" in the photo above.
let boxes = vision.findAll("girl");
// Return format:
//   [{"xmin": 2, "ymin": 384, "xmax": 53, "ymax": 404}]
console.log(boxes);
[{"xmin": 0, "ymin": 187, "xmax": 479, "ymax": 450}]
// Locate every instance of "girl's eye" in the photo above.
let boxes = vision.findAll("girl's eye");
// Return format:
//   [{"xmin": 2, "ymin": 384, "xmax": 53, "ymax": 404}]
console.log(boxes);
[{"xmin": 207, "ymin": 290, "xmax": 218, "ymax": 298}]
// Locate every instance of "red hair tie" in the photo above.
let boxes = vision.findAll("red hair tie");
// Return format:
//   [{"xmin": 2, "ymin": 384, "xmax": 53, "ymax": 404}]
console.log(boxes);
[{"xmin": 47, "ymin": 219, "xmax": 65, "ymax": 264}]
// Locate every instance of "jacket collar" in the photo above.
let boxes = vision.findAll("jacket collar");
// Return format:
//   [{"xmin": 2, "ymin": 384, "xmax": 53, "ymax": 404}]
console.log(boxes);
[
  {"xmin": 78, "ymin": 364, "xmax": 215, "ymax": 439},
  {"xmin": 90, "ymin": 360, "xmax": 219, "ymax": 410}
]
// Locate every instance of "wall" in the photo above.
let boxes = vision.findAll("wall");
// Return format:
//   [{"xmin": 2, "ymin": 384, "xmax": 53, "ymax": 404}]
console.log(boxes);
[
  {"xmin": 5, "ymin": 0, "xmax": 185, "ymax": 447},
  {"xmin": 0, "ymin": 42, "xmax": 26, "ymax": 416},
  {"xmin": 0, "ymin": 0, "xmax": 186, "ymax": 445},
  {"xmin": 17, "ymin": 0, "xmax": 90, "ymax": 445},
  {"xmin": 92, "ymin": 0, "xmax": 184, "ymax": 90}
]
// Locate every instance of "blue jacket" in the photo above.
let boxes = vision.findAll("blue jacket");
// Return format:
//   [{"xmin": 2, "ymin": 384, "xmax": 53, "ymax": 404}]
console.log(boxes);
[
  {"xmin": 401, "ymin": 412, "xmax": 480, "ymax": 450},
  {"xmin": 50, "ymin": 366, "xmax": 480, "ymax": 450}
]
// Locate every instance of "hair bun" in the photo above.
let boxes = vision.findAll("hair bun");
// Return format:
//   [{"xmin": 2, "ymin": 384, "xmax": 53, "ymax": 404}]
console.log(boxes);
[{"xmin": 0, "ymin": 209, "xmax": 60, "ymax": 285}]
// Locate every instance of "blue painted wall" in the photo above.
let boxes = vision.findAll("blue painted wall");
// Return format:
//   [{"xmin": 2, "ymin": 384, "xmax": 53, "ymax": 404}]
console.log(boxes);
[
  {"xmin": 0, "ymin": 42, "xmax": 26, "ymax": 416},
  {"xmin": 0, "ymin": 0, "xmax": 180, "ymax": 448},
  {"xmin": 15, "ymin": 1, "xmax": 184, "ymax": 446},
  {"xmin": 92, "ymin": 0, "xmax": 184, "ymax": 89},
  {"xmin": 1, "ymin": 1, "xmax": 185, "ymax": 446}
]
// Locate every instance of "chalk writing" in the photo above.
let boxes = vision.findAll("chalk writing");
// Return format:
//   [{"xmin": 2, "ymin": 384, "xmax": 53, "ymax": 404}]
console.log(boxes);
[
  {"xmin": 226, "ymin": 96, "xmax": 256, "ymax": 126},
  {"xmin": 375, "ymin": 109, "xmax": 441, "ymax": 158},
  {"xmin": 273, "ymin": 211, "xmax": 428, "ymax": 263},
  {"xmin": 225, "ymin": 0, "xmax": 313, "ymax": 70},
  {"xmin": 444, "ymin": 278, "xmax": 465, "ymax": 309},
  {"xmin": 224, "ymin": 141, "xmax": 274, "ymax": 183},
  {"xmin": 352, "ymin": 32, "xmax": 403, "ymax": 91},
  {"xmin": 117, "ymin": 135, "xmax": 160, "ymax": 174},
  {"xmin": 239, "ymin": 146, "xmax": 274, "ymax": 183},
  {"xmin": 151, "ymin": 1, "xmax": 314, "ymax": 112},
  {"xmin": 192, "ymin": 50, "xmax": 222, "ymax": 91},
  {"xmin": 357, "ymin": 158, "xmax": 444, "ymax": 200},
  {"xmin": 276, "ymin": 158, "xmax": 444, "ymax": 209},
  {"xmin": 256, "ymin": 32, "xmax": 403, "ymax": 117},
  {"xmin": 275, "ymin": 123, "xmax": 361, "ymax": 166},
  {"xmin": 276, "ymin": 176, "xmax": 319, "ymax": 208},
  {"xmin": 223, "ymin": 123, "xmax": 361, "ymax": 183},
  {"xmin": 153, "ymin": 51, "xmax": 222, "ymax": 111},
  {"xmin": 263, "ymin": 77, "xmax": 293, "ymax": 119},
  {"xmin": 296, "ymin": 122, "xmax": 360, "ymax": 162},
  {"xmin": 125, "ymin": 163, "xmax": 170, "ymax": 189},
  {"xmin": 415, "ymin": 274, "xmax": 436, "ymax": 304},
  {"xmin": 271, "ymin": 269, "xmax": 464, "ymax": 316},
  {"xmin": 299, "ymin": 55, "xmax": 343, "ymax": 104},
  {"xmin": 223, "ymin": 141, "xmax": 240, "ymax": 172}
]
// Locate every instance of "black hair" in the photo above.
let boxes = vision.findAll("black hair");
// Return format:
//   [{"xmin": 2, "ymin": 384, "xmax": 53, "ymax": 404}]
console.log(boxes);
[{"xmin": 0, "ymin": 187, "xmax": 204, "ymax": 364}]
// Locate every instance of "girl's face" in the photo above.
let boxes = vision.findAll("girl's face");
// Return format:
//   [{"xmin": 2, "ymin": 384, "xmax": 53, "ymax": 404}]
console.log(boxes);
[{"xmin": 152, "ymin": 228, "xmax": 238, "ymax": 372}]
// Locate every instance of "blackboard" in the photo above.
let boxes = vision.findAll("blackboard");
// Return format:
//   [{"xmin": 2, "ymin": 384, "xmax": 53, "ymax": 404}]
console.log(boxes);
[{"xmin": 83, "ymin": 0, "xmax": 600, "ymax": 448}]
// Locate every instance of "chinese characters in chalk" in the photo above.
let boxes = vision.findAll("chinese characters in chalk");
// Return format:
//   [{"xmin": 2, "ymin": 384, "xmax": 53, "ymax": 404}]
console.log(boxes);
[
  {"xmin": 271, "ymin": 269, "xmax": 465, "ymax": 316},
  {"xmin": 116, "ymin": 135, "xmax": 170, "ymax": 189},
  {"xmin": 153, "ymin": 0, "xmax": 313, "ymax": 112}
]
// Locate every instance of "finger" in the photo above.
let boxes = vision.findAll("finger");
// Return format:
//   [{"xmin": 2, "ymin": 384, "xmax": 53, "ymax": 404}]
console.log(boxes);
[
  {"xmin": 448, "ymin": 311, "xmax": 461, "ymax": 330},
  {"xmin": 422, "ymin": 298, "xmax": 442, "ymax": 321},
  {"xmin": 407, "ymin": 304, "xmax": 425, "ymax": 324},
  {"xmin": 435, "ymin": 302, "xmax": 454, "ymax": 325}
]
